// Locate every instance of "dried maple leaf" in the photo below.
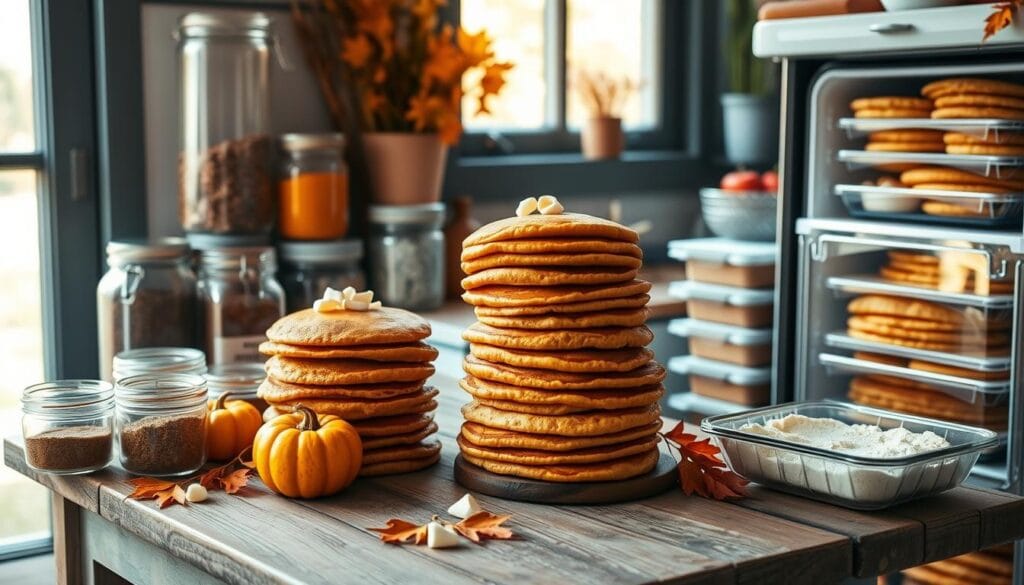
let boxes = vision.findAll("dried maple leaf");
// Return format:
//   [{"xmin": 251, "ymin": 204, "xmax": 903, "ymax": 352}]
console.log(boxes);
[
  {"xmin": 220, "ymin": 468, "xmax": 253, "ymax": 494},
  {"xmin": 156, "ymin": 485, "xmax": 187, "ymax": 509},
  {"xmin": 369, "ymin": 519, "xmax": 429, "ymax": 545},
  {"xmin": 662, "ymin": 423, "xmax": 748, "ymax": 501},
  {"xmin": 453, "ymin": 511, "xmax": 515, "ymax": 544},
  {"xmin": 199, "ymin": 464, "xmax": 229, "ymax": 490},
  {"xmin": 983, "ymin": 1, "xmax": 1021, "ymax": 42},
  {"xmin": 127, "ymin": 477, "xmax": 178, "ymax": 500}
]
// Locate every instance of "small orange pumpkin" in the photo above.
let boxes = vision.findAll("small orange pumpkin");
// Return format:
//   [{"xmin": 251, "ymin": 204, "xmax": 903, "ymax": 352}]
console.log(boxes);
[
  {"xmin": 252, "ymin": 405, "xmax": 362, "ymax": 498},
  {"xmin": 206, "ymin": 392, "xmax": 263, "ymax": 461}
]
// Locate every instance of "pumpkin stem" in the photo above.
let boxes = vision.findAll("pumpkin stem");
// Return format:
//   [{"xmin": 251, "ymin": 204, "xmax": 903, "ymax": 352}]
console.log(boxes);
[
  {"xmin": 213, "ymin": 391, "xmax": 236, "ymax": 411},
  {"xmin": 295, "ymin": 404, "xmax": 320, "ymax": 432}
]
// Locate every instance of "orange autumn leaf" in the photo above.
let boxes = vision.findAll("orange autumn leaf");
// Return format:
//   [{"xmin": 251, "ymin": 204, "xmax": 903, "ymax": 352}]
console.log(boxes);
[
  {"xmin": 127, "ymin": 477, "xmax": 178, "ymax": 500},
  {"xmin": 369, "ymin": 518, "xmax": 429, "ymax": 545},
  {"xmin": 662, "ymin": 422, "xmax": 748, "ymax": 501},
  {"xmin": 983, "ymin": 1, "xmax": 1021, "ymax": 42},
  {"xmin": 220, "ymin": 468, "xmax": 254, "ymax": 495},
  {"xmin": 341, "ymin": 34, "xmax": 374, "ymax": 69},
  {"xmin": 453, "ymin": 511, "xmax": 515, "ymax": 544},
  {"xmin": 157, "ymin": 485, "xmax": 187, "ymax": 509}
]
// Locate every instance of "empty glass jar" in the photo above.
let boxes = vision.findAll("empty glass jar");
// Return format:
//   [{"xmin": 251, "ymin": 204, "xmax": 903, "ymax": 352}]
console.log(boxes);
[
  {"xmin": 206, "ymin": 363, "xmax": 268, "ymax": 413},
  {"xmin": 112, "ymin": 347, "xmax": 207, "ymax": 382}
]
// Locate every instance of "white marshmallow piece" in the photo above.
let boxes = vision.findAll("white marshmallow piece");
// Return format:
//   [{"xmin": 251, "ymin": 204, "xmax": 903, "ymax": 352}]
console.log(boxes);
[
  {"xmin": 313, "ymin": 298, "xmax": 344, "ymax": 313},
  {"xmin": 538, "ymin": 195, "xmax": 563, "ymax": 215},
  {"xmin": 342, "ymin": 286, "xmax": 357, "ymax": 301},
  {"xmin": 426, "ymin": 521, "xmax": 460, "ymax": 549},
  {"xmin": 447, "ymin": 493, "xmax": 483, "ymax": 519},
  {"xmin": 345, "ymin": 299, "xmax": 369, "ymax": 311},
  {"xmin": 368, "ymin": 301, "xmax": 382, "ymax": 310},
  {"xmin": 351, "ymin": 290, "xmax": 374, "ymax": 304},
  {"xmin": 323, "ymin": 287, "xmax": 344, "ymax": 302},
  {"xmin": 185, "ymin": 483, "xmax": 208, "ymax": 503},
  {"xmin": 515, "ymin": 197, "xmax": 538, "ymax": 217}
]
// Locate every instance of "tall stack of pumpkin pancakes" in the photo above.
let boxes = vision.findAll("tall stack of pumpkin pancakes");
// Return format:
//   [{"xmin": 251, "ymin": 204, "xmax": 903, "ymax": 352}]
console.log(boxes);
[
  {"xmin": 458, "ymin": 207, "xmax": 666, "ymax": 483},
  {"xmin": 258, "ymin": 301, "xmax": 442, "ymax": 476}
]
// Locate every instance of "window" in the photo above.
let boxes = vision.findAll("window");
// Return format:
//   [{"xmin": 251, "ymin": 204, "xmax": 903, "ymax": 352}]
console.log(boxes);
[
  {"xmin": 0, "ymin": 0, "xmax": 49, "ymax": 554},
  {"xmin": 457, "ymin": 0, "xmax": 672, "ymax": 155}
]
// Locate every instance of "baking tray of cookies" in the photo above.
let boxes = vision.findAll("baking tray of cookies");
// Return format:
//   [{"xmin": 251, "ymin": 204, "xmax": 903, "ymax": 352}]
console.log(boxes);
[
  {"xmin": 834, "ymin": 184, "xmax": 1023, "ymax": 228},
  {"xmin": 826, "ymin": 275, "xmax": 1015, "ymax": 308},
  {"xmin": 824, "ymin": 332, "xmax": 1012, "ymax": 372},
  {"xmin": 837, "ymin": 150, "xmax": 1024, "ymax": 179},
  {"xmin": 837, "ymin": 118, "xmax": 1024, "ymax": 140},
  {"xmin": 818, "ymin": 353, "xmax": 1009, "ymax": 405}
]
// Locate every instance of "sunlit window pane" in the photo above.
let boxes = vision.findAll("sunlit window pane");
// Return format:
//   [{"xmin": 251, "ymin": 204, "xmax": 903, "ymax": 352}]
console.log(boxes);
[
  {"xmin": 0, "ymin": 0, "xmax": 35, "ymax": 152},
  {"xmin": 0, "ymin": 170, "xmax": 47, "ymax": 543},
  {"xmin": 460, "ymin": 0, "xmax": 548, "ymax": 130},
  {"xmin": 566, "ymin": 0, "xmax": 659, "ymax": 129}
]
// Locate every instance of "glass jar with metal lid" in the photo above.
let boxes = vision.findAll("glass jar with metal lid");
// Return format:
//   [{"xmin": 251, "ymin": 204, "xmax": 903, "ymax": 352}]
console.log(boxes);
[
  {"xmin": 279, "ymin": 133, "xmax": 349, "ymax": 240},
  {"xmin": 115, "ymin": 373, "xmax": 208, "ymax": 477},
  {"xmin": 177, "ymin": 12, "xmax": 276, "ymax": 235},
  {"xmin": 112, "ymin": 347, "xmax": 207, "ymax": 382},
  {"xmin": 278, "ymin": 239, "xmax": 366, "ymax": 312},
  {"xmin": 206, "ymin": 363, "xmax": 269, "ymax": 413},
  {"xmin": 368, "ymin": 203, "xmax": 446, "ymax": 311},
  {"xmin": 192, "ymin": 235, "xmax": 285, "ymax": 366},
  {"xmin": 96, "ymin": 238, "xmax": 197, "ymax": 382},
  {"xmin": 22, "ymin": 380, "xmax": 115, "ymax": 475}
]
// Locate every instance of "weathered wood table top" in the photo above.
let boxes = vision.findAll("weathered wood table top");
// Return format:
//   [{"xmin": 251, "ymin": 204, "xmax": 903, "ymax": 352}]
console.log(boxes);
[{"xmin": 6, "ymin": 371, "xmax": 1023, "ymax": 585}]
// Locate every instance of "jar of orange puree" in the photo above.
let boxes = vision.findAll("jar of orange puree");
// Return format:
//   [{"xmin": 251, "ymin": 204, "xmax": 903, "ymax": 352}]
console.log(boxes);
[{"xmin": 279, "ymin": 133, "xmax": 348, "ymax": 240}]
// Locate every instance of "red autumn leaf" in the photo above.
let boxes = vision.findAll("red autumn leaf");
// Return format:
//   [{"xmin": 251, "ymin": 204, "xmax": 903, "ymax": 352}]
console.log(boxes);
[
  {"xmin": 453, "ymin": 511, "xmax": 515, "ymax": 544},
  {"xmin": 156, "ymin": 485, "xmax": 187, "ymax": 509},
  {"xmin": 703, "ymin": 466, "xmax": 749, "ymax": 501},
  {"xmin": 127, "ymin": 477, "xmax": 178, "ymax": 500},
  {"xmin": 662, "ymin": 430, "xmax": 748, "ymax": 501},
  {"xmin": 199, "ymin": 464, "xmax": 229, "ymax": 490},
  {"xmin": 220, "ymin": 468, "xmax": 254, "ymax": 494},
  {"xmin": 369, "ymin": 519, "xmax": 428, "ymax": 545},
  {"xmin": 983, "ymin": 1, "xmax": 1020, "ymax": 42}
]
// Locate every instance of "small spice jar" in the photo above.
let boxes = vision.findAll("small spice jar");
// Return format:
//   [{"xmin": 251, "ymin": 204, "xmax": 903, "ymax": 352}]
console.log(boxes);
[
  {"xmin": 96, "ymin": 238, "xmax": 197, "ymax": 382},
  {"xmin": 278, "ymin": 133, "xmax": 349, "ymax": 240},
  {"xmin": 112, "ymin": 347, "xmax": 207, "ymax": 382},
  {"xmin": 368, "ymin": 203, "xmax": 445, "ymax": 311},
  {"xmin": 22, "ymin": 380, "xmax": 115, "ymax": 475},
  {"xmin": 191, "ymin": 236, "xmax": 286, "ymax": 366},
  {"xmin": 206, "ymin": 363, "xmax": 268, "ymax": 413},
  {"xmin": 278, "ymin": 239, "xmax": 366, "ymax": 312},
  {"xmin": 115, "ymin": 373, "xmax": 208, "ymax": 477}
]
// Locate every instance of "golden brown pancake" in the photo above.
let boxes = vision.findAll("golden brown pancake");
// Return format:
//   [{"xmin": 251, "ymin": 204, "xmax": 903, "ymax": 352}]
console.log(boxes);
[
  {"xmin": 258, "ymin": 377, "xmax": 425, "ymax": 401},
  {"xmin": 476, "ymin": 308, "xmax": 649, "ymax": 330},
  {"xmin": 457, "ymin": 433, "xmax": 660, "ymax": 466},
  {"xmin": 460, "ymin": 376, "xmax": 664, "ymax": 410},
  {"xmin": 462, "ymin": 238, "xmax": 642, "ymax": 262},
  {"xmin": 460, "ymin": 420, "xmax": 662, "ymax": 451},
  {"xmin": 461, "ymin": 266, "xmax": 639, "ymax": 290},
  {"xmin": 461, "ymin": 448, "xmax": 660, "ymax": 482},
  {"xmin": 462, "ymin": 280, "xmax": 652, "ymax": 307},
  {"xmin": 463, "ymin": 213, "xmax": 639, "ymax": 247},
  {"xmin": 463, "ymin": 322, "xmax": 654, "ymax": 351},
  {"xmin": 462, "ymin": 252, "xmax": 643, "ymax": 275},
  {"xmin": 461, "ymin": 401, "xmax": 661, "ymax": 437},
  {"xmin": 468, "ymin": 344, "xmax": 653, "ymax": 373},
  {"xmin": 463, "ymin": 355, "xmax": 666, "ymax": 390},
  {"xmin": 265, "ymin": 307, "xmax": 431, "ymax": 346},
  {"xmin": 259, "ymin": 340, "xmax": 438, "ymax": 362},
  {"xmin": 473, "ymin": 294, "xmax": 650, "ymax": 316},
  {"xmin": 265, "ymin": 355, "xmax": 434, "ymax": 386}
]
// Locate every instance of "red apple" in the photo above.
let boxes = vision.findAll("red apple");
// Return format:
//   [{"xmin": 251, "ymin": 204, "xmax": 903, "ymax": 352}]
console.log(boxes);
[
  {"xmin": 761, "ymin": 170, "xmax": 779, "ymax": 194},
  {"xmin": 720, "ymin": 170, "xmax": 763, "ymax": 192}
]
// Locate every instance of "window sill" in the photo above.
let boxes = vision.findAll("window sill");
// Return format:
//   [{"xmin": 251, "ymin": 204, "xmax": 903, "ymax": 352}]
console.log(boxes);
[{"xmin": 456, "ymin": 149, "xmax": 697, "ymax": 168}]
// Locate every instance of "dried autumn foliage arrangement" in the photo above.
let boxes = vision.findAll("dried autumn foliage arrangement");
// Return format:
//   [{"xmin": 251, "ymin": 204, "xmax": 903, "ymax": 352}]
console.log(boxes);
[
  {"xmin": 291, "ymin": 0, "xmax": 513, "ymax": 145},
  {"xmin": 983, "ymin": 1, "xmax": 1022, "ymax": 42},
  {"xmin": 661, "ymin": 422, "xmax": 748, "ymax": 501},
  {"xmin": 574, "ymin": 70, "xmax": 639, "ymax": 119}
]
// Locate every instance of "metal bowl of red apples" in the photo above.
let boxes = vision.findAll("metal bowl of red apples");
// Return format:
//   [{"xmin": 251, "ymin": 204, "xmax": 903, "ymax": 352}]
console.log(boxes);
[{"xmin": 699, "ymin": 170, "xmax": 778, "ymax": 242}]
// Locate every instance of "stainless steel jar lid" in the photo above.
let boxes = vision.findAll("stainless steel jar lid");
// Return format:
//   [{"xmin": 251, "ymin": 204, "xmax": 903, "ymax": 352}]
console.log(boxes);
[
  {"xmin": 185, "ymin": 233, "xmax": 271, "ymax": 251},
  {"xmin": 279, "ymin": 239, "xmax": 363, "ymax": 264},
  {"xmin": 369, "ymin": 203, "xmax": 446, "ymax": 227},
  {"xmin": 177, "ymin": 12, "xmax": 271, "ymax": 39},
  {"xmin": 280, "ymin": 133, "xmax": 345, "ymax": 152},
  {"xmin": 197, "ymin": 246, "xmax": 277, "ymax": 271},
  {"xmin": 106, "ymin": 238, "xmax": 190, "ymax": 265}
]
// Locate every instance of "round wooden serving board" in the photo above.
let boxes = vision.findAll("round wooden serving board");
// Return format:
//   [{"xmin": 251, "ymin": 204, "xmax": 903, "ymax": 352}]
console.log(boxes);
[{"xmin": 453, "ymin": 452, "xmax": 678, "ymax": 505}]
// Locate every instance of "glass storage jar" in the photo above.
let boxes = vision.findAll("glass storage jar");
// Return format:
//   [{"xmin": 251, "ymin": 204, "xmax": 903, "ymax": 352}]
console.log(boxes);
[
  {"xmin": 194, "ymin": 238, "xmax": 285, "ymax": 366},
  {"xmin": 278, "ymin": 133, "xmax": 349, "ymax": 240},
  {"xmin": 96, "ymin": 238, "xmax": 197, "ymax": 382},
  {"xmin": 278, "ymin": 239, "xmax": 365, "ymax": 312},
  {"xmin": 206, "ymin": 363, "xmax": 268, "ymax": 413},
  {"xmin": 368, "ymin": 203, "xmax": 445, "ymax": 311},
  {"xmin": 112, "ymin": 347, "xmax": 207, "ymax": 382},
  {"xmin": 22, "ymin": 380, "xmax": 115, "ymax": 475},
  {"xmin": 177, "ymin": 12, "xmax": 275, "ymax": 235},
  {"xmin": 115, "ymin": 373, "xmax": 208, "ymax": 477}
]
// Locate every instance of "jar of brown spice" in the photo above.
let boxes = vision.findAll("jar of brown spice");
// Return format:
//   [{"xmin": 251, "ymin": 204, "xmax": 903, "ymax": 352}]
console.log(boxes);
[
  {"xmin": 96, "ymin": 238, "xmax": 197, "ymax": 382},
  {"xmin": 115, "ymin": 373, "xmax": 209, "ymax": 477},
  {"xmin": 22, "ymin": 380, "xmax": 115, "ymax": 475}
]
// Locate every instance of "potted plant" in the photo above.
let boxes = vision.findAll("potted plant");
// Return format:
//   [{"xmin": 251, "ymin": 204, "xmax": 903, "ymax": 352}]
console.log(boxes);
[
  {"xmin": 721, "ymin": 0, "xmax": 777, "ymax": 166},
  {"xmin": 574, "ymin": 70, "xmax": 637, "ymax": 160},
  {"xmin": 291, "ymin": 1, "xmax": 513, "ymax": 205}
]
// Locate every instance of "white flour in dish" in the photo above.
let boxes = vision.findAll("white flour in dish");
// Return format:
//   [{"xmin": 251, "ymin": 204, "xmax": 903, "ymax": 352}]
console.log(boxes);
[{"xmin": 739, "ymin": 414, "xmax": 950, "ymax": 457}]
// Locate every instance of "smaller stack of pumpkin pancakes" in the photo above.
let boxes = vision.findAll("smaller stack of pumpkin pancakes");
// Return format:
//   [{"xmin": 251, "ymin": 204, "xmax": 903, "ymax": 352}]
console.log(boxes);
[
  {"xmin": 259, "ymin": 306, "xmax": 441, "ymax": 476},
  {"xmin": 458, "ymin": 212, "xmax": 666, "ymax": 483}
]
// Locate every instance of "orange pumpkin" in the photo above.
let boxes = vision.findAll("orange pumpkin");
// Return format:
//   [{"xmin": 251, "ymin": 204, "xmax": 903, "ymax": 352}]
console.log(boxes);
[
  {"xmin": 206, "ymin": 392, "xmax": 263, "ymax": 461},
  {"xmin": 252, "ymin": 405, "xmax": 362, "ymax": 498}
]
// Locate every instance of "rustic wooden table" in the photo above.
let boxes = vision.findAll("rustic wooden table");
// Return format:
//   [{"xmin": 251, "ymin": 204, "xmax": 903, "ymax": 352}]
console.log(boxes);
[{"xmin": 5, "ymin": 371, "xmax": 1023, "ymax": 585}]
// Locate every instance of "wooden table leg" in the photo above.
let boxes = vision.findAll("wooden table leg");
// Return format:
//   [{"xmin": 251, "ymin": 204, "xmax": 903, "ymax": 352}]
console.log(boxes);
[{"xmin": 51, "ymin": 493, "xmax": 82, "ymax": 585}]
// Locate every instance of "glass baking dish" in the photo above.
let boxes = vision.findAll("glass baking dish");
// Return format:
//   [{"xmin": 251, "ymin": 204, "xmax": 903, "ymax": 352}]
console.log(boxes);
[
  {"xmin": 834, "ymin": 184, "xmax": 1023, "ymax": 229},
  {"xmin": 702, "ymin": 401, "xmax": 998, "ymax": 510}
]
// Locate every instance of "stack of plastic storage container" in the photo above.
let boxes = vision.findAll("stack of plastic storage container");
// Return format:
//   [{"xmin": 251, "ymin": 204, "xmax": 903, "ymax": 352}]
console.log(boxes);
[{"xmin": 666, "ymin": 238, "xmax": 777, "ymax": 416}]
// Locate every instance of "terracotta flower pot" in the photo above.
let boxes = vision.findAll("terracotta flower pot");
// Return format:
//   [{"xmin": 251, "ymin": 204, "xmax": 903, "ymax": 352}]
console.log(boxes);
[
  {"xmin": 362, "ymin": 132, "xmax": 448, "ymax": 205},
  {"xmin": 581, "ymin": 117, "xmax": 624, "ymax": 160}
]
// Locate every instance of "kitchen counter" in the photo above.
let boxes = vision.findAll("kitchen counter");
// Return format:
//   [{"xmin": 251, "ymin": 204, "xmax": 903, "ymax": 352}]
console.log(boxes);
[{"xmin": 6, "ymin": 371, "xmax": 1024, "ymax": 585}]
